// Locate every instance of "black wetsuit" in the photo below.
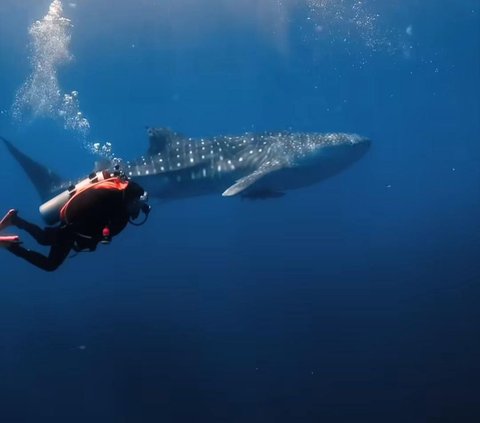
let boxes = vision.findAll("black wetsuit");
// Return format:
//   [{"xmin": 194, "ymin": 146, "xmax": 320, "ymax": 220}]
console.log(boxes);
[
  {"xmin": 7, "ymin": 180, "xmax": 144, "ymax": 272},
  {"xmin": 8, "ymin": 217, "xmax": 78, "ymax": 272}
]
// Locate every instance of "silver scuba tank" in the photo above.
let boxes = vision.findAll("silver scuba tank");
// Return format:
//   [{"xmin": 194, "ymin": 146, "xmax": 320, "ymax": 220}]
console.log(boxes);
[{"xmin": 39, "ymin": 170, "xmax": 110, "ymax": 225}]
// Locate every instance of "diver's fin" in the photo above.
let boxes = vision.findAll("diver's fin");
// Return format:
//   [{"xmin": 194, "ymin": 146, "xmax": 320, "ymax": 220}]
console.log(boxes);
[
  {"xmin": 145, "ymin": 127, "xmax": 182, "ymax": 156},
  {"xmin": 222, "ymin": 160, "xmax": 283, "ymax": 197},
  {"xmin": 0, "ymin": 235, "xmax": 21, "ymax": 248},
  {"xmin": 0, "ymin": 209, "xmax": 17, "ymax": 231},
  {"xmin": 1, "ymin": 137, "xmax": 63, "ymax": 202}
]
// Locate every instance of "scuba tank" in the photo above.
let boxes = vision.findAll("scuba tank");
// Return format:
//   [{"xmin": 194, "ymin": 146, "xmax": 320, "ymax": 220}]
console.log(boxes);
[{"xmin": 39, "ymin": 170, "xmax": 111, "ymax": 225}]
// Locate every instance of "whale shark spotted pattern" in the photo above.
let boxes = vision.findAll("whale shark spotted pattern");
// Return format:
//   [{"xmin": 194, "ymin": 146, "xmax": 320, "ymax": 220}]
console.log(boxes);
[
  {"xmin": 121, "ymin": 128, "xmax": 371, "ymax": 199},
  {"xmin": 1, "ymin": 128, "xmax": 371, "ymax": 202}
]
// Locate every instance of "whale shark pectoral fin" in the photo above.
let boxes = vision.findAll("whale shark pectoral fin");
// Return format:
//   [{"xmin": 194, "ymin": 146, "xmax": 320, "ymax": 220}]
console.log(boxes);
[{"xmin": 222, "ymin": 160, "xmax": 283, "ymax": 197}]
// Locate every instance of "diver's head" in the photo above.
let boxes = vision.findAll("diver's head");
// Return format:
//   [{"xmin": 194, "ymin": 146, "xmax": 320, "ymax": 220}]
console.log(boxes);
[
  {"xmin": 125, "ymin": 182, "xmax": 151, "ymax": 223},
  {"xmin": 127, "ymin": 192, "xmax": 150, "ymax": 221}
]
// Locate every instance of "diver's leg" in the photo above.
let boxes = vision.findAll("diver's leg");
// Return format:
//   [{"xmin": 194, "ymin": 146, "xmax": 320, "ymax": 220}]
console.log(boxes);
[
  {"xmin": 11, "ymin": 214, "xmax": 56, "ymax": 246},
  {"xmin": 7, "ymin": 241, "xmax": 72, "ymax": 272}
]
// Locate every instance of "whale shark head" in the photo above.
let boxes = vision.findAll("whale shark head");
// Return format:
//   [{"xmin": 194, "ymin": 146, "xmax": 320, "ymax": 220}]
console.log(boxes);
[
  {"xmin": 293, "ymin": 132, "xmax": 371, "ymax": 168},
  {"xmin": 219, "ymin": 132, "xmax": 371, "ymax": 196},
  {"xmin": 260, "ymin": 132, "xmax": 371, "ymax": 191}
]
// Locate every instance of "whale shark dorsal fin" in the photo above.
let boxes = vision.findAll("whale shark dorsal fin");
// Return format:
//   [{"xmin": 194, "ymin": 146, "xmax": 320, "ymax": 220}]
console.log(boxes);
[
  {"xmin": 222, "ymin": 160, "xmax": 283, "ymax": 197},
  {"xmin": 1, "ymin": 136, "xmax": 64, "ymax": 202},
  {"xmin": 93, "ymin": 158, "xmax": 112, "ymax": 172},
  {"xmin": 146, "ymin": 127, "xmax": 182, "ymax": 156}
]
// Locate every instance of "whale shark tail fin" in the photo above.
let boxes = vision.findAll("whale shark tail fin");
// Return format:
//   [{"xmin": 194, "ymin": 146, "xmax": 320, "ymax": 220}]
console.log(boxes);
[{"xmin": 1, "ymin": 136, "xmax": 64, "ymax": 202}]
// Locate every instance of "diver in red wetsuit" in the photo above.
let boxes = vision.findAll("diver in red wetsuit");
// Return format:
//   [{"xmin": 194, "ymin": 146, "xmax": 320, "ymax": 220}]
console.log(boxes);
[{"xmin": 0, "ymin": 172, "xmax": 150, "ymax": 272}]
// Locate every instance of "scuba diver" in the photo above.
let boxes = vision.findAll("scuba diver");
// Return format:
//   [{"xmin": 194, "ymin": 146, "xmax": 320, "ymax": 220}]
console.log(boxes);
[{"xmin": 0, "ymin": 169, "xmax": 151, "ymax": 272}]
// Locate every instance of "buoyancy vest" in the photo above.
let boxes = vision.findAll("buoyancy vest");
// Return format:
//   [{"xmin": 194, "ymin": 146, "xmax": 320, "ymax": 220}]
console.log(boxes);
[
  {"xmin": 59, "ymin": 177, "xmax": 133, "ymax": 249},
  {"xmin": 60, "ymin": 177, "xmax": 129, "ymax": 225}
]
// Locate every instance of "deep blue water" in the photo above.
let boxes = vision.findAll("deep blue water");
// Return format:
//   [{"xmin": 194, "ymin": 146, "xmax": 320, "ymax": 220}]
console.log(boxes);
[{"xmin": 0, "ymin": 1, "xmax": 479, "ymax": 422}]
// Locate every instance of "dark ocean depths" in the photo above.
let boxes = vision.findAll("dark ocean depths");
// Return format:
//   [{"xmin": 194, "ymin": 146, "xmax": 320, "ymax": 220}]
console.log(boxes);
[{"xmin": 0, "ymin": 0, "xmax": 479, "ymax": 422}]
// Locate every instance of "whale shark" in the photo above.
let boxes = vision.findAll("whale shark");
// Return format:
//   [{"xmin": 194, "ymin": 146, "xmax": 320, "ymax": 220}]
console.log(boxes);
[{"xmin": 1, "ymin": 128, "xmax": 371, "ymax": 202}]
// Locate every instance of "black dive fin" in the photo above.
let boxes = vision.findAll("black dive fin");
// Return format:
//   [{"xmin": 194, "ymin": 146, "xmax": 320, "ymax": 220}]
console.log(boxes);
[
  {"xmin": 0, "ymin": 235, "xmax": 21, "ymax": 248},
  {"xmin": 1, "ymin": 136, "xmax": 64, "ymax": 202},
  {"xmin": 145, "ymin": 127, "xmax": 183, "ymax": 156}
]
